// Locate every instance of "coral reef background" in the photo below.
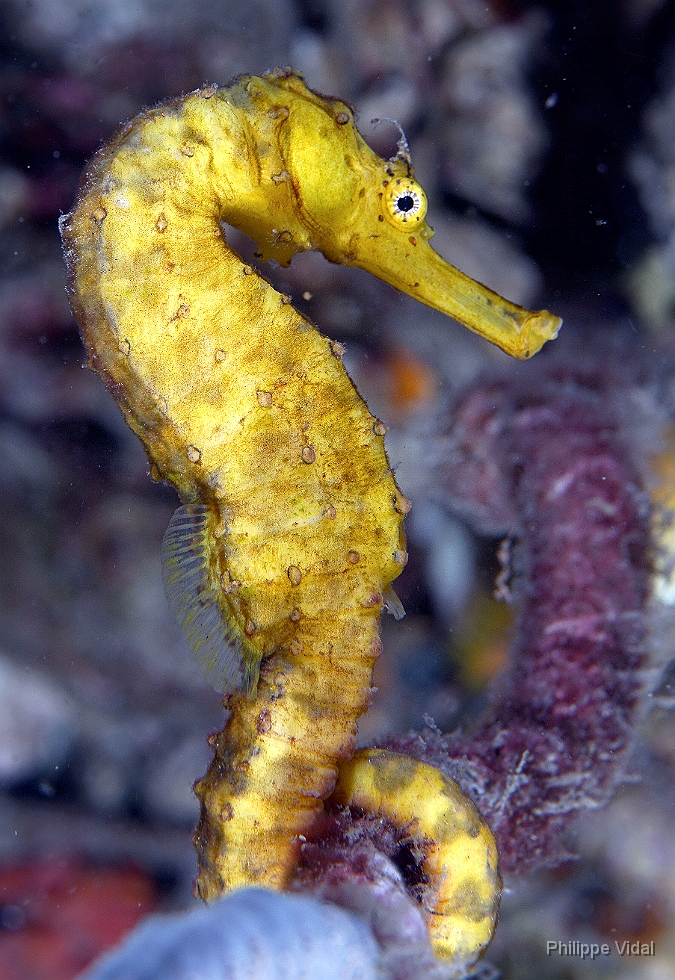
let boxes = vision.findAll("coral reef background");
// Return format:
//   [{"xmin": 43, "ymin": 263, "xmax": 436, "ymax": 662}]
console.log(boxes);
[{"xmin": 1, "ymin": 0, "xmax": 675, "ymax": 977}]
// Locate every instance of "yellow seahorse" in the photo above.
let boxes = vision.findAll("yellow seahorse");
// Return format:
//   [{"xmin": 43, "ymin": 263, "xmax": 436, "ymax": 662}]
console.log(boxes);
[{"xmin": 60, "ymin": 69, "xmax": 558, "ymax": 961}]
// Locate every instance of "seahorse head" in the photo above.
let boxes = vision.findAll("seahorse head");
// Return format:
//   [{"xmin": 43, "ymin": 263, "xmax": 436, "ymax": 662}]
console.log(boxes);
[{"xmin": 237, "ymin": 71, "xmax": 560, "ymax": 359}]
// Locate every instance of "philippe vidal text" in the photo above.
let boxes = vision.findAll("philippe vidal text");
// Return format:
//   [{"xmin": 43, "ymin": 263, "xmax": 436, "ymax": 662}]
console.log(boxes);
[{"xmin": 546, "ymin": 940, "xmax": 655, "ymax": 960}]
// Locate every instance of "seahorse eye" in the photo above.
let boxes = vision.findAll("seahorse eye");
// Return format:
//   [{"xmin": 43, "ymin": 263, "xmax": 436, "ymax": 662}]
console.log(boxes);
[{"xmin": 383, "ymin": 178, "xmax": 427, "ymax": 229}]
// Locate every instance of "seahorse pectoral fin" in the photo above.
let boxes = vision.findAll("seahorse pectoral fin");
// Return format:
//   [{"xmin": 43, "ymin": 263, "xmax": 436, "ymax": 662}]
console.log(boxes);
[
  {"xmin": 161, "ymin": 505, "xmax": 262, "ymax": 696},
  {"xmin": 349, "ymin": 232, "xmax": 561, "ymax": 360}
]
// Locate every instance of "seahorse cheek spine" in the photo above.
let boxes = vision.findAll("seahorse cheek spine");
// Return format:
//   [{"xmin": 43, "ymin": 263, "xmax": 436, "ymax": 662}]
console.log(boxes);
[{"xmin": 60, "ymin": 80, "xmax": 407, "ymax": 893}]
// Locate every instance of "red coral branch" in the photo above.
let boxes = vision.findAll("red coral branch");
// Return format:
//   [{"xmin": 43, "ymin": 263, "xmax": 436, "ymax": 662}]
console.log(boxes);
[{"xmin": 387, "ymin": 367, "xmax": 652, "ymax": 874}]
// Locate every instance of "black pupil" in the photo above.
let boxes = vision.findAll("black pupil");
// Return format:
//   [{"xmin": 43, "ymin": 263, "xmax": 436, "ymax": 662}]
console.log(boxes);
[{"xmin": 397, "ymin": 194, "xmax": 415, "ymax": 212}]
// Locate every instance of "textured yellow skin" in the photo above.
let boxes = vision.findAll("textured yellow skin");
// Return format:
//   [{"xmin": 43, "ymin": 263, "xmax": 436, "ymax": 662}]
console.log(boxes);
[
  {"xmin": 60, "ymin": 70, "xmax": 553, "ymax": 951},
  {"xmin": 332, "ymin": 749, "xmax": 501, "ymax": 964}
]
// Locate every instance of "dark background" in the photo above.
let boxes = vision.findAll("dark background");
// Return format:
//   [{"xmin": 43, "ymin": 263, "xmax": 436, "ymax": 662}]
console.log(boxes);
[{"xmin": 0, "ymin": 1, "xmax": 674, "ymax": 977}]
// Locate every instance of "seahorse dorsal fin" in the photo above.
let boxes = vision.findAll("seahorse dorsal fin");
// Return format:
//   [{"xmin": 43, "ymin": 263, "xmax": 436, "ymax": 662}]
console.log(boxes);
[
  {"xmin": 161, "ymin": 504, "xmax": 260, "ymax": 695},
  {"xmin": 383, "ymin": 585, "xmax": 405, "ymax": 620}
]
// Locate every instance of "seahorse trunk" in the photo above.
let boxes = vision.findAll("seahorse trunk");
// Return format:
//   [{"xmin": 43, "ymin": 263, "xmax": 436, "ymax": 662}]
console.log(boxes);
[
  {"xmin": 60, "ymin": 77, "xmax": 407, "ymax": 892},
  {"xmin": 194, "ymin": 624, "xmax": 382, "ymax": 896}
]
